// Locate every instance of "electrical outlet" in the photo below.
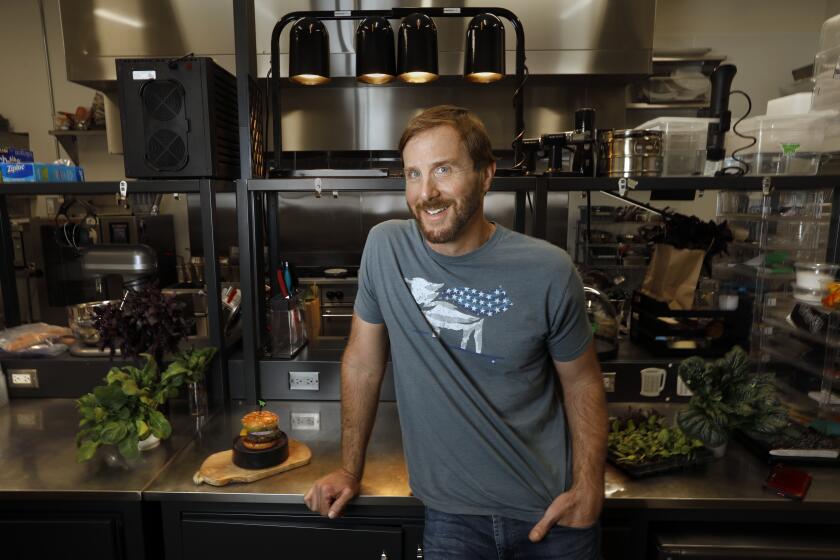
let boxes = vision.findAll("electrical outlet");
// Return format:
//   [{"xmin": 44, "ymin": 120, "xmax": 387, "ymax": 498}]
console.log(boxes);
[
  {"xmin": 289, "ymin": 371, "xmax": 319, "ymax": 391},
  {"xmin": 291, "ymin": 412, "xmax": 320, "ymax": 431},
  {"xmin": 602, "ymin": 372, "xmax": 616, "ymax": 393},
  {"xmin": 45, "ymin": 196, "xmax": 58, "ymax": 216},
  {"xmin": 9, "ymin": 369, "xmax": 38, "ymax": 388}
]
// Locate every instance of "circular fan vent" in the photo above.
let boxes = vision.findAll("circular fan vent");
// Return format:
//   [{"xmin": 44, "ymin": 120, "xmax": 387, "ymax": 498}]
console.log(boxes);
[
  {"xmin": 146, "ymin": 129, "xmax": 187, "ymax": 170},
  {"xmin": 142, "ymin": 80, "xmax": 183, "ymax": 121}
]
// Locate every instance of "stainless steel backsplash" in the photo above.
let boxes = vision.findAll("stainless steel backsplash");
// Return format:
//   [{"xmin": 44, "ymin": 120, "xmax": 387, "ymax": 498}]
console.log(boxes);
[
  {"xmin": 61, "ymin": 1, "xmax": 652, "ymax": 150},
  {"xmin": 189, "ymin": 190, "xmax": 570, "ymax": 268}
]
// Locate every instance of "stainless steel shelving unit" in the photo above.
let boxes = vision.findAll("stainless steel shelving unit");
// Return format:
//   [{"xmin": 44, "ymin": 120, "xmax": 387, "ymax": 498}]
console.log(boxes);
[
  {"xmin": 0, "ymin": 179, "xmax": 235, "ymax": 408},
  {"xmin": 226, "ymin": 0, "xmax": 840, "ymax": 404}
]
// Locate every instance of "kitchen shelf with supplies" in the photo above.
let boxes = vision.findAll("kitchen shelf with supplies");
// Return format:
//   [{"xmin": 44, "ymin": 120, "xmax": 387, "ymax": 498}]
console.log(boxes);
[
  {"xmin": 0, "ymin": 179, "xmax": 235, "ymax": 195},
  {"xmin": 245, "ymin": 175, "xmax": 539, "ymax": 192},
  {"xmin": 225, "ymin": 0, "xmax": 840, "ymax": 407},
  {"xmin": 0, "ymin": 179, "xmax": 236, "ymax": 410},
  {"xmin": 546, "ymin": 175, "xmax": 840, "ymax": 192},
  {"xmin": 713, "ymin": 187, "xmax": 840, "ymax": 464},
  {"xmin": 232, "ymin": 174, "xmax": 545, "ymax": 404},
  {"xmin": 232, "ymin": 173, "xmax": 840, "ymax": 404},
  {"xmin": 626, "ymin": 53, "xmax": 726, "ymax": 113}
]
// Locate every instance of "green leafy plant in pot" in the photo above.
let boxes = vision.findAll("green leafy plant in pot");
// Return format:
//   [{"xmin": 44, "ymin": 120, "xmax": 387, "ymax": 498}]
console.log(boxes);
[
  {"xmin": 75, "ymin": 286, "xmax": 217, "ymax": 462},
  {"xmin": 676, "ymin": 346, "xmax": 788, "ymax": 454}
]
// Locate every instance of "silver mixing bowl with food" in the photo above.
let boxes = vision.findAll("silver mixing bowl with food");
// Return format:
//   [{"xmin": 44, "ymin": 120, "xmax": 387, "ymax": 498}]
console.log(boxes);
[{"xmin": 67, "ymin": 300, "xmax": 120, "ymax": 346}]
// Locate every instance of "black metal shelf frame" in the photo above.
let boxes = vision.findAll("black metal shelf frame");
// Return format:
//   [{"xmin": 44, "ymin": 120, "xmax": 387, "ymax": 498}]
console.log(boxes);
[
  {"xmin": 230, "ymin": 1, "xmax": 840, "ymax": 404},
  {"xmin": 234, "ymin": 175, "xmax": 546, "ymax": 404},
  {"xmin": 0, "ymin": 179, "xmax": 234, "ymax": 409}
]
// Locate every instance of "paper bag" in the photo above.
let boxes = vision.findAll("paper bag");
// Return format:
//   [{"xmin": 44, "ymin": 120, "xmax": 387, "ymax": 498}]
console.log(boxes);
[{"xmin": 641, "ymin": 244, "xmax": 705, "ymax": 310}]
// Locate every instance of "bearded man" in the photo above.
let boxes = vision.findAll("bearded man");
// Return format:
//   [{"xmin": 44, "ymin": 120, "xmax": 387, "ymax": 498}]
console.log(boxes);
[{"xmin": 305, "ymin": 105, "xmax": 607, "ymax": 560}]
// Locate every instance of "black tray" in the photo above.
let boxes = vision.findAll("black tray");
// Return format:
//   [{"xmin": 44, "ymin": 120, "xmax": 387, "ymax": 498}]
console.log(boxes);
[
  {"xmin": 607, "ymin": 447, "xmax": 715, "ymax": 478},
  {"xmin": 735, "ymin": 429, "xmax": 840, "ymax": 467}
]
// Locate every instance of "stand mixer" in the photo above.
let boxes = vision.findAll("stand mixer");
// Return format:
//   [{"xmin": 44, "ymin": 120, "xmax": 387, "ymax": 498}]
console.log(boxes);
[{"xmin": 67, "ymin": 244, "xmax": 157, "ymax": 357}]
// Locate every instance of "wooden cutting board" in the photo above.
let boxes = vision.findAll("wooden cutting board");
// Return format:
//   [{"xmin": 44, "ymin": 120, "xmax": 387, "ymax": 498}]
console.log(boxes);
[{"xmin": 193, "ymin": 439, "xmax": 312, "ymax": 486}]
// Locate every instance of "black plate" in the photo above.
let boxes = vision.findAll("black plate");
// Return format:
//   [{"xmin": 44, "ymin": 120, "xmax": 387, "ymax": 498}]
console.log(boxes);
[{"xmin": 607, "ymin": 447, "xmax": 715, "ymax": 478}]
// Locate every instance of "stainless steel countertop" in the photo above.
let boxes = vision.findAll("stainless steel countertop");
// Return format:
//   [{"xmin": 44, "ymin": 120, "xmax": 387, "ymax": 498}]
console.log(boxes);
[
  {"xmin": 0, "ymin": 398, "xmax": 198, "ymax": 501},
  {"xmin": 147, "ymin": 402, "xmax": 840, "ymax": 511},
  {"xmin": 4, "ymin": 399, "xmax": 840, "ymax": 512},
  {"xmin": 144, "ymin": 400, "xmax": 412, "ymax": 505}
]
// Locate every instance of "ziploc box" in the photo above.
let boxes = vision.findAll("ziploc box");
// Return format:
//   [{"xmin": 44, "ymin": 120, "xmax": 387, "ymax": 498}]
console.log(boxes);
[
  {"xmin": 0, "ymin": 162, "xmax": 85, "ymax": 183},
  {"xmin": 0, "ymin": 147, "xmax": 34, "ymax": 163}
]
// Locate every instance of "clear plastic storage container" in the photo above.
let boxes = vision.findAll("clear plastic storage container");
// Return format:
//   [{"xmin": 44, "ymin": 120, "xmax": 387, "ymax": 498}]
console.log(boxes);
[
  {"xmin": 636, "ymin": 117, "xmax": 714, "ymax": 176},
  {"xmin": 811, "ymin": 46, "xmax": 840, "ymax": 112},
  {"xmin": 819, "ymin": 13, "xmax": 840, "ymax": 51},
  {"xmin": 726, "ymin": 111, "xmax": 840, "ymax": 175}
]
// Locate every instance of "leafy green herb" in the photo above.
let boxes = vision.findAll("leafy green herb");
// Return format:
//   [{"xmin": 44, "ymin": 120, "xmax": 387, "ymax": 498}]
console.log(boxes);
[
  {"xmin": 676, "ymin": 346, "xmax": 788, "ymax": 447},
  {"xmin": 94, "ymin": 285, "xmax": 191, "ymax": 362},
  {"xmin": 608, "ymin": 409, "xmax": 704, "ymax": 465},
  {"xmin": 75, "ymin": 347, "xmax": 217, "ymax": 462}
]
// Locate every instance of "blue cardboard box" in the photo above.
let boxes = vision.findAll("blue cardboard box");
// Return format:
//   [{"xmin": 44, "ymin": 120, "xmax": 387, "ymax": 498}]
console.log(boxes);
[
  {"xmin": 0, "ymin": 162, "xmax": 85, "ymax": 183},
  {"xmin": 0, "ymin": 147, "xmax": 34, "ymax": 163}
]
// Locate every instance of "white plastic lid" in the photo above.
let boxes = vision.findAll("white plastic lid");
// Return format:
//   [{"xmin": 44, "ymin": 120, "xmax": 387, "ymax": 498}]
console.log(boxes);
[
  {"xmin": 635, "ymin": 117, "xmax": 715, "ymax": 133},
  {"xmin": 766, "ymin": 92, "xmax": 813, "ymax": 116}
]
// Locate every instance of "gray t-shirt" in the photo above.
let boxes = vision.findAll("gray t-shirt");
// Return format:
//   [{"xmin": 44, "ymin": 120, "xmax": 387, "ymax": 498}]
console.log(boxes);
[{"xmin": 354, "ymin": 220, "xmax": 592, "ymax": 522}]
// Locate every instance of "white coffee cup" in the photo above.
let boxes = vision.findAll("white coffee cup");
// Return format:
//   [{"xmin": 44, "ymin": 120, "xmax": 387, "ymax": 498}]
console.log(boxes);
[
  {"xmin": 718, "ymin": 294, "xmax": 739, "ymax": 310},
  {"xmin": 640, "ymin": 367, "xmax": 667, "ymax": 397}
]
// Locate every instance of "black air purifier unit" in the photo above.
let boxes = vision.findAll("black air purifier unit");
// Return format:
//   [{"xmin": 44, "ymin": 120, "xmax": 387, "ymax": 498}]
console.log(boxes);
[{"xmin": 116, "ymin": 57, "xmax": 239, "ymax": 179}]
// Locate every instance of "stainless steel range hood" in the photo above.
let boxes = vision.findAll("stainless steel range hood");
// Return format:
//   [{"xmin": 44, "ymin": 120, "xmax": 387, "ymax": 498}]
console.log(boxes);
[{"xmin": 60, "ymin": 0, "xmax": 654, "ymax": 88}]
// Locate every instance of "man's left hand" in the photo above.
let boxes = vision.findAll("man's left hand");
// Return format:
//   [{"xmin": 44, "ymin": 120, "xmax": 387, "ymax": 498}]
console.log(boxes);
[{"xmin": 529, "ymin": 487, "xmax": 603, "ymax": 543}]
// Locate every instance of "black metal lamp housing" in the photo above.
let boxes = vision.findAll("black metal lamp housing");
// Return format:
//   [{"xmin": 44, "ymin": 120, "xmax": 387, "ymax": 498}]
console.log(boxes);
[
  {"xmin": 290, "ymin": 17, "xmax": 330, "ymax": 85},
  {"xmin": 465, "ymin": 13, "xmax": 505, "ymax": 83},
  {"xmin": 397, "ymin": 13, "xmax": 438, "ymax": 83},
  {"xmin": 356, "ymin": 17, "xmax": 396, "ymax": 84}
]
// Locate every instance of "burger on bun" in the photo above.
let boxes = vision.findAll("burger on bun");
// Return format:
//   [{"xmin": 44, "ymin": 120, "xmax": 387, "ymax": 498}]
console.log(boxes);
[{"xmin": 240, "ymin": 410, "xmax": 281, "ymax": 450}]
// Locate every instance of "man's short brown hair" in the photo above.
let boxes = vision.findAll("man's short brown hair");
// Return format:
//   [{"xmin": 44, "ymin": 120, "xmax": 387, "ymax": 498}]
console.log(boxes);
[{"xmin": 399, "ymin": 105, "xmax": 495, "ymax": 171}]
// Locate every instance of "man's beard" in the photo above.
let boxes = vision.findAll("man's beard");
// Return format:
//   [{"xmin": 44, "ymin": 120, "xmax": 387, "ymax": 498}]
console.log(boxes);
[{"xmin": 409, "ymin": 183, "xmax": 483, "ymax": 244}]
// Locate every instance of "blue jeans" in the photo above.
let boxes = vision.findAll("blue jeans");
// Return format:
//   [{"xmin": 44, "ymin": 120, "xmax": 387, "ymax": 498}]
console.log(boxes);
[{"xmin": 423, "ymin": 507, "xmax": 601, "ymax": 560}]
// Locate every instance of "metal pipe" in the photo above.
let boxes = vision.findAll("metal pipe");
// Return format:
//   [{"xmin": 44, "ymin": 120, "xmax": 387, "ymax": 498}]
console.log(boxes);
[{"xmin": 37, "ymin": 0, "xmax": 60, "ymax": 160}]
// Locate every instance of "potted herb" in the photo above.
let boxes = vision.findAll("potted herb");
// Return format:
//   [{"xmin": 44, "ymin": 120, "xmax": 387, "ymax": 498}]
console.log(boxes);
[
  {"xmin": 93, "ymin": 285, "xmax": 191, "ymax": 364},
  {"xmin": 75, "ymin": 286, "xmax": 218, "ymax": 461},
  {"xmin": 168, "ymin": 347, "xmax": 218, "ymax": 417},
  {"xmin": 677, "ymin": 346, "xmax": 789, "ymax": 456},
  {"xmin": 76, "ymin": 354, "xmax": 177, "ymax": 461}
]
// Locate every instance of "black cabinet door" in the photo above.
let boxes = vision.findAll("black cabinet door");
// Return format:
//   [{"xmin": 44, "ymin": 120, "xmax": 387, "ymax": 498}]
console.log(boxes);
[
  {"xmin": 0, "ymin": 515, "xmax": 122, "ymax": 560},
  {"xmin": 182, "ymin": 517, "xmax": 403, "ymax": 560}
]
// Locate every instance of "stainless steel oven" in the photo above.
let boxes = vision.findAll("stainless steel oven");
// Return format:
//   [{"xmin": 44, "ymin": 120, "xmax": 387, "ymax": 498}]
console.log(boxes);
[{"xmin": 300, "ymin": 277, "xmax": 357, "ymax": 338}]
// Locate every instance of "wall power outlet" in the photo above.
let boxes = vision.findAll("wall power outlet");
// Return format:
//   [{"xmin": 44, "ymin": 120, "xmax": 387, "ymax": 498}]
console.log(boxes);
[
  {"xmin": 289, "ymin": 371, "xmax": 319, "ymax": 391},
  {"xmin": 291, "ymin": 412, "xmax": 321, "ymax": 430},
  {"xmin": 602, "ymin": 372, "xmax": 616, "ymax": 393},
  {"xmin": 9, "ymin": 369, "xmax": 38, "ymax": 388}
]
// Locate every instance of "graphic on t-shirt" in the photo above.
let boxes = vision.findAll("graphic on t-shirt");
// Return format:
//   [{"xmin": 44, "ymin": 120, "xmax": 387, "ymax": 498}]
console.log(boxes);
[{"xmin": 404, "ymin": 277, "xmax": 514, "ymax": 354}]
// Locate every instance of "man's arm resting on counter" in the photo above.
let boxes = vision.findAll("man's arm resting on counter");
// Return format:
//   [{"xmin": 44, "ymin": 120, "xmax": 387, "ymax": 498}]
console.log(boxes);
[
  {"xmin": 530, "ymin": 342, "xmax": 608, "ymax": 542},
  {"xmin": 304, "ymin": 314, "xmax": 389, "ymax": 518}
]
